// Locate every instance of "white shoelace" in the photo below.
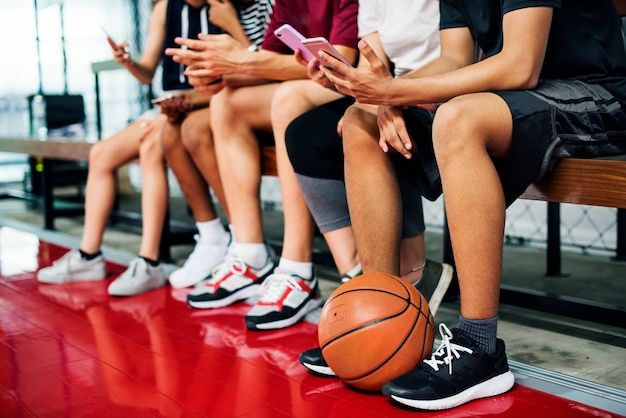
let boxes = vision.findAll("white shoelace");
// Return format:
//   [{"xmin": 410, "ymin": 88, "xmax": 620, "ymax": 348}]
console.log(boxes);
[
  {"xmin": 206, "ymin": 257, "xmax": 248, "ymax": 284},
  {"xmin": 258, "ymin": 272, "xmax": 302, "ymax": 303},
  {"xmin": 120, "ymin": 258, "xmax": 143, "ymax": 280},
  {"xmin": 55, "ymin": 250, "xmax": 76, "ymax": 267},
  {"xmin": 424, "ymin": 324, "xmax": 474, "ymax": 375}
]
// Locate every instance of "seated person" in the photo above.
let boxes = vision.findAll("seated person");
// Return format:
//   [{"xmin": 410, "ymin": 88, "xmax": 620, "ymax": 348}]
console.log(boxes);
[
  {"xmin": 36, "ymin": 0, "xmax": 257, "ymax": 297},
  {"xmin": 285, "ymin": 0, "xmax": 453, "ymax": 376},
  {"xmin": 166, "ymin": 0, "xmax": 360, "ymax": 330},
  {"xmin": 322, "ymin": 0, "xmax": 626, "ymax": 410},
  {"xmin": 160, "ymin": 0, "xmax": 275, "ymax": 289}
]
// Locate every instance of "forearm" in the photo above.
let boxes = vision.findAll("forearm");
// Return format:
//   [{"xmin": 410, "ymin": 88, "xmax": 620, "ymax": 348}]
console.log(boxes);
[
  {"xmin": 237, "ymin": 50, "xmax": 308, "ymax": 81},
  {"xmin": 385, "ymin": 53, "xmax": 541, "ymax": 107},
  {"xmin": 223, "ymin": 74, "xmax": 277, "ymax": 88},
  {"xmin": 124, "ymin": 59, "xmax": 157, "ymax": 85}
]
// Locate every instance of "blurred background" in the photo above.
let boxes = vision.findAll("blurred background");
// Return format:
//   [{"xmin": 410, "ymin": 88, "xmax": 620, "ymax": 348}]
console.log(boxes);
[{"xmin": 0, "ymin": 0, "xmax": 623, "ymax": 265}]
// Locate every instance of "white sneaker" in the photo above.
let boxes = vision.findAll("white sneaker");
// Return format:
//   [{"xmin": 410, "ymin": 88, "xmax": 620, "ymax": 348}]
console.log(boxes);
[
  {"xmin": 37, "ymin": 249, "xmax": 106, "ymax": 284},
  {"xmin": 245, "ymin": 268, "xmax": 322, "ymax": 330},
  {"xmin": 186, "ymin": 255, "xmax": 274, "ymax": 309},
  {"xmin": 169, "ymin": 234, "xmax": 229, "ymax": 289},
  {"xmin": 107, "ymin": 257, "xmax": 167, "ymax": 296}
]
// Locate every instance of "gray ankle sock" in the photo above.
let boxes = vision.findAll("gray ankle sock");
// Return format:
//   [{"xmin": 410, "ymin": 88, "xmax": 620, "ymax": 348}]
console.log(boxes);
[{"xmin": 458, "ymin": 315, "xmax": 498, "ymax": 355}]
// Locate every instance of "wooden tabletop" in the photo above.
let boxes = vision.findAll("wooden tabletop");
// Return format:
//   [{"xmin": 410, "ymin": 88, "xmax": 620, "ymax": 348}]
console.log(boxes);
[{"xmin": 0, "ymin": 137, "xmax": 94, "ymax": 161}]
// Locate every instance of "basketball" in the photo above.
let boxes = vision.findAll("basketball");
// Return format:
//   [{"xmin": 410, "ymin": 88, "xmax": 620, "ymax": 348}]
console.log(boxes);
[{"xmin": 318, "ymin": 272, "xmax": 435, "ymax": 392}]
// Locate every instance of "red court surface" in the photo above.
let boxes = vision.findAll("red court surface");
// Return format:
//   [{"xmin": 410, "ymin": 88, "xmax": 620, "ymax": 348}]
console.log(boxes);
[{"xmin": 0, "ymin": 225, "xmax": 624, "ymax": 417}]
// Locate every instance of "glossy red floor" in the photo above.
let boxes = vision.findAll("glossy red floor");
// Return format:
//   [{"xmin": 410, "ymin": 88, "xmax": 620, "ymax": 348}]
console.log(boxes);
[{"xmin": 0, "ymin": 225, "xmax": 624, "ymax": 417}]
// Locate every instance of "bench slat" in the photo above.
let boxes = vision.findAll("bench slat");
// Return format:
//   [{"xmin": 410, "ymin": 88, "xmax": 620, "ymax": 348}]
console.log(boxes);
[
  {"xmin": 521, "ymin": 157, "xmax": 626, "ymax": 209},
  {"xmin": 261, "ymin": 145, "xmax": 277, "ymax": 176},
  {"xmin": 0, "ymin": 138, "xmax": 93, "ymax": 161}
]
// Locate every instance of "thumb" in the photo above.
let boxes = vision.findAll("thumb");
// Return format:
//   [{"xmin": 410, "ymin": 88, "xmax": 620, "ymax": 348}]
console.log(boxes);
[{"xmin": 358, "ymin": 40, "xmax": 378, "ymax": 64}]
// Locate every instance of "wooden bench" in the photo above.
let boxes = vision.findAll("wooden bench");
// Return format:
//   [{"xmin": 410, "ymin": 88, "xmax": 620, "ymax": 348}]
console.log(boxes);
[
  {"xmin": 500, "ymin": 156, "xmax": 626, "ymax": 328},
  {"xmin": 0, "ymin": 137, "xmax": 92, "ymax": 228}
]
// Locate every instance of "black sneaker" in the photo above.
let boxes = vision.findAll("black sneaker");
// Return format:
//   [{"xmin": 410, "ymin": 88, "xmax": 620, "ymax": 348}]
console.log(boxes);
[
  {"xmin": 299, "ymin": 262, "xmax": 453, "ymax": 377},
  {"xmin": 415, "ymin": 260, "xmax": 454, "ymax": 316},
  {"xmin": 298, "ymin": 347, "xmax": 336, "ymax": 377},
  {"xmin": 382, "ymin": 324, "xmax": 515, "ymax": 411}
]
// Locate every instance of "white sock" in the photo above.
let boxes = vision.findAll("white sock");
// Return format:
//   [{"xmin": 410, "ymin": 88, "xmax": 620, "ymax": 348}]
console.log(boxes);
[
  {"xmin": 233, "ymin": 243, "xmax": 269, "ymax": 269},
  {"xmin": 196, "ymin": 219, "xmax": 228, "ymax": 245},
  {"xmin": 344, "ymin": 262, "xmax": 362, "ymax": 279},
  {"xmin": 278, "ymin": 258, "xmax": 313, "ymax": 280}
]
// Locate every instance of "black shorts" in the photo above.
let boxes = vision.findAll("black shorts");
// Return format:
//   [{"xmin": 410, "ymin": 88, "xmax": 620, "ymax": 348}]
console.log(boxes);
[{"xmin": 399, "ymin": 79, "xmax": 626, "ymax": 206}]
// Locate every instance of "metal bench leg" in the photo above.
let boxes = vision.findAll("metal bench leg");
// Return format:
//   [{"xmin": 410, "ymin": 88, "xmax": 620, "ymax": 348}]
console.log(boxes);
[
  {"xmin": 546, "ymin": 202, "xmax": 569, "ymax": 276},
  {"xmin": 615, "ymin": 209, "xmax": 626, "ymax": 261}
]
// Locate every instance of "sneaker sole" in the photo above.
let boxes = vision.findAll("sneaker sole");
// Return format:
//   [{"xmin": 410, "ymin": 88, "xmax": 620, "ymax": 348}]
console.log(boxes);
[
  {"xmin": 108, "ymin": 281, "xmax": 167, "ymax": 297},
  {"xmin": 427, "ymin": 262, "xmax": 454, "ymax": 316},
  {"xmin": 169, "ymin": 273, "xmax": 212, "ymax": 289},
  {"xmin": 389, "ymin": 370, "xmax": 515, "ymax": 410},
  {"xmin": 37, "ymin": 273, "xmax": 106, "ymax": 284},
  {"xmin": 301, "ymin": 361, "xmax": 336, "ymax": 377},
  {"xmin": 246, "ymin": 298, "xmax": 322, "ymax": 331},
  {"xmin": 188, "ymin": 284, "xmax": 261, "ymax": 309}
]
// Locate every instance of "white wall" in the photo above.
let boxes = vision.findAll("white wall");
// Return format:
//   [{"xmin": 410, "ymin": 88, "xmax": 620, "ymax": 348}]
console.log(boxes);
[{"xmin": 0, "ymin": 0, "xmax": 149, "ymax": 139}]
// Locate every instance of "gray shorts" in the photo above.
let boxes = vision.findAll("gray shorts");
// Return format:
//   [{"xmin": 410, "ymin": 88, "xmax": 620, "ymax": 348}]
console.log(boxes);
[{"xmin": 400, "ymin": 79, "xmax": 626, "ymax": 206}]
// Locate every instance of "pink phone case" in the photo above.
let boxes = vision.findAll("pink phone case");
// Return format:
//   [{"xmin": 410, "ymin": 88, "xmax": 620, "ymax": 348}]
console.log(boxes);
[
  {"xmin": 301, "ymin": 37, "xmax": 352, "ymax": 66},
  {"xmin": 274, "ymin": 24, "xmax": 316, "ymax": 62}
]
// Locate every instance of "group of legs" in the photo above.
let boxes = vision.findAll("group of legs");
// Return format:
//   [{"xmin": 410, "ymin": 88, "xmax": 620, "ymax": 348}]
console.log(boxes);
[
  {"xmin": 36, "ymin": 105, "xmax": 230, "ymax": 297},
  {"xmin": 179, "ymin": 72, "xmax": 454, "ymax": 331}
]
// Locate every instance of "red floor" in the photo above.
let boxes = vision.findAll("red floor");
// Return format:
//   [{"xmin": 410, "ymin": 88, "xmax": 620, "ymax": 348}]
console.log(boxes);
[{"xmin": 0, "ymin": 225, "xmax": 623, "ymax": 417}]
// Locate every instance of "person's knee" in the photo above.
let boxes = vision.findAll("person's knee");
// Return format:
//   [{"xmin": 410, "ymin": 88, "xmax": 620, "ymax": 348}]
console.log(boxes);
[
  {"xmin": 181, "ymin": 116, "xmax": 213, "ymax": 153},
  {"xmin": 210, "ymin": 88, "xmax": 241, "ymax": 127},
  {"xmin": 88, "ymin": 141, "xmax": 117, "ymax": 173},
  {"xmin": 432, "ymin": 99, "xmax": 476, "ymax": 159},
  {"xmin": 139, "ymin": 136, "xmax": 163, "ymax": 165},
  {"xmin": 342, "ymin": 105, "xmax": 377, "ymax": 153},
  {"xmin": 271, "ymin": 83, "xmax": 300, "ymax": 128}
]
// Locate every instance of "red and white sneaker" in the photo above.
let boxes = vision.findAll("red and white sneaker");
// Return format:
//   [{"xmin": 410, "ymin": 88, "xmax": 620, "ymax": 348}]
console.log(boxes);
[
  {"xmin": 186, "ymin": 256, "xmax": 274, "ymax": 309},
  {"xmin": 245, "ymin": 268, "xmax": 322, "ymax": 331}
]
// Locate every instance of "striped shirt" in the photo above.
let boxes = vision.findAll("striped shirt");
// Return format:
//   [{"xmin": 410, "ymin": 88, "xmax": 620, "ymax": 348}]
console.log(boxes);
[{"xmin": 238, "ymin": 0, "xmax": 275, "ymax": 49}]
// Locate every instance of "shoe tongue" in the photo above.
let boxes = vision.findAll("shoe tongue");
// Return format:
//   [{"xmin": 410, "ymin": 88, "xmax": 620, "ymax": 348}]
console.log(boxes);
[{"xmin": 449, "ymin": 327, "xmax": 481, "ymax": 351}]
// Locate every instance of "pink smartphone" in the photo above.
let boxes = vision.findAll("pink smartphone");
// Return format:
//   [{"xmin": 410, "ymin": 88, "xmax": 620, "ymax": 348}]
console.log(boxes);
[
  {"xmin": 301, "ymin": 37, "xmax": 353, "ymax": 67},
  {"xmin": 274, "ymin": 24, "xmax": 315, "ymax": 62}
]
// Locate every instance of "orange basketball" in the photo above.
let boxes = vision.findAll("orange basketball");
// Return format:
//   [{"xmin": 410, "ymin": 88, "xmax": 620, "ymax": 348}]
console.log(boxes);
[{"xmin": 318, "ymin": 273, "xmax": 435, "ymax": 392}]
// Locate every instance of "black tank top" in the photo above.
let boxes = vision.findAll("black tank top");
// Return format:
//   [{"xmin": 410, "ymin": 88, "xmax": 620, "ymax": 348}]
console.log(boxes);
[{"xmin": 161, "ymin": 0, "xmax": 223, "ymax": 91}]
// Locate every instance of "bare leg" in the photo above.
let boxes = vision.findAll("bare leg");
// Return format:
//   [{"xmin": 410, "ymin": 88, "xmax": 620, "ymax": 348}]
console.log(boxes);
[
  {"xmin": 210, "ymin": 85, "xmax": 279, "ymax": 245},
  {"xmin": 271, "ymin": 80, "xmax": 344, "ymax": 262},
  {"xmin": 180, "ymin": 107, "xmax": 230, "ymax": 221},
  {"xmin": 342, "ymin": 104, "xmax": 402, "ymax": 275},
  {"xmin": 161, "ymin": 112, "xmax": 222, "ymax": 223},
  {"xmin": 399, "ymin": 234, "xmax": 426, "ymax": 282},
  {"xmin": 321, "ymin": 226, "xmax": 359, "ymax": 275},
  {"xmin": 81, "ymin": 115, "xmax": 166, "ymax": 253},
  {"xmin": 136, "ymin": 127, "xmax": 168, "ymax": 261},
  {"xmin": 432, "ymin": 93, "xmax": 513, "ymax": 320}
]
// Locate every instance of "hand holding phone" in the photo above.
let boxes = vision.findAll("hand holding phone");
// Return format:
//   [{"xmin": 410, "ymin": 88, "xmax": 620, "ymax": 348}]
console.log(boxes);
[
  {"xmin": 301, "ymin": 37, "xmax": 353, "ymax": 67},
  {"xmin": 274, "ymin": 24, "xmax": 315, "ymax": 62},
  {"xmin": 101, "ymin": 26, "xmax": 130, "ymax": 59}
]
